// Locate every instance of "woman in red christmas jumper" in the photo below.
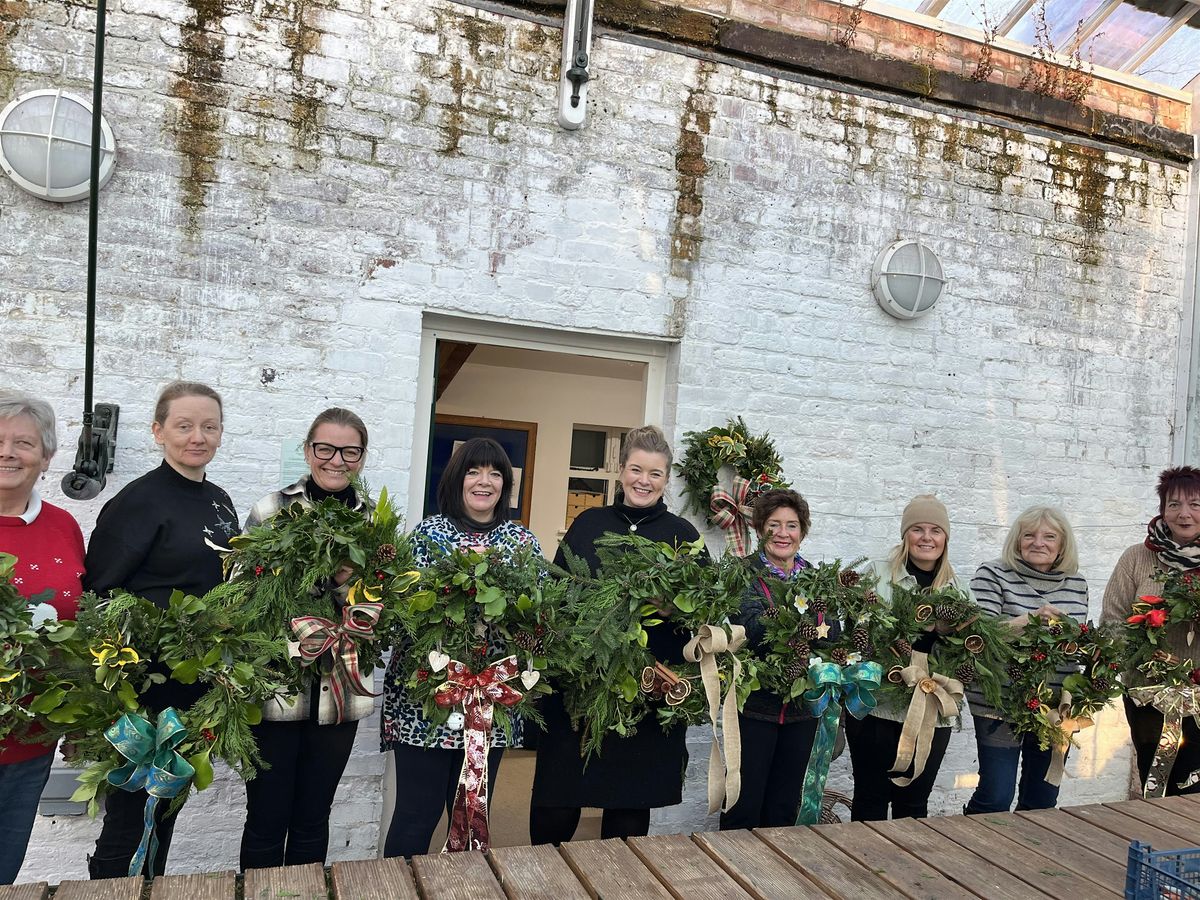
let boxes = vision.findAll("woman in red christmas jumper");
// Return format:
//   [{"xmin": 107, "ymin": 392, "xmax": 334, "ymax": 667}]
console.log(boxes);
[{"xmin": 0, "ymin": 392, "xmax": 86, "ymax": 884}]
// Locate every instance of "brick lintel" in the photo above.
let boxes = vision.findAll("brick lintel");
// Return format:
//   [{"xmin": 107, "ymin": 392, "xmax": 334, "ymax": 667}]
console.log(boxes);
[{"xmin": 510, "ymin": 0, "xmax": 1194, "ymax": 162}]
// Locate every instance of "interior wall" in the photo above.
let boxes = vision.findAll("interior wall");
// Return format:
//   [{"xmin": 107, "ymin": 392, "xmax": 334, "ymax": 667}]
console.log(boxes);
[{"xmin": 436, "ymin": 354, "xmax": 646, "ymax": 553}]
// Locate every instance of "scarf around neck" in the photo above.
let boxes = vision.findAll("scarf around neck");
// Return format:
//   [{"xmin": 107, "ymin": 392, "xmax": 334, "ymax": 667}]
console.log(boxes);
[{"xmin": 1145, "ymin": 515, "xmax": 1200, "ymax": 571}]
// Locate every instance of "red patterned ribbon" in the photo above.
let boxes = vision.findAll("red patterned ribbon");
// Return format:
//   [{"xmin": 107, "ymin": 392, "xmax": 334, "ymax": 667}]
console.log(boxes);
[
  {"xmin": 291, "ymin": 601, "xmax": 384, "ymax": 724},
  {"xmin": 709, "ymin": 476, "xmax": 755, "ymax": 557},
  {"xmin": 434, "ymin": 655, "xmax": 523, "ymax": 852}
]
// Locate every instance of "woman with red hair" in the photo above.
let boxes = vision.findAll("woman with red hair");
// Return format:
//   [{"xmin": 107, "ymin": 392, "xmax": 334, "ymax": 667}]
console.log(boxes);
[{"xmin": 1102, "ymin": 466, "xmax": 1200, "ymax": 794}]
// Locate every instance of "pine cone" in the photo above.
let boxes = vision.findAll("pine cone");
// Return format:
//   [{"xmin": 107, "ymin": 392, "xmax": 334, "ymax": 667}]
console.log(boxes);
[
  {"xmin": 810, "ymin": 598, "xmax": 828, "ymax": 616},
  {"xmin": 935, "ymin": 603, "xmax": 959, "ymax": 622},
  {"xmin": 1048, "ymin": 622, "xmax": 1064, "ymax": 637},
  {"xmin": 762, "ymin": 606, "xmax": 780, "ymax": 620},
  {"xmin": 893, "ymin": 638, "xmax": 913, "ymax": 658},
  {"xmin": 830, "ymin": 647, "xmax": 849, "ymax": 665},
  {"xmin": 375, "ymin": 543, "xmax": 398, "ymax": 562},
  {"xmin": 799, "ymin": 624, "xmax": 819, "ymax": 641},
  {"xmin": 514, "ymin": 632, "xmax": 545, "ymax": 655},
  {"xmin": 788, "ymin": 639, "xmax": 811, "ymax": 658},
  {"xmin": 1006, "ymin": 662, "xmax": 1024, "ymax": 681},
  {"xmin": 784, "ymin": 660, "xmax": 808, "ymax": 682},
  {"xmin": 955, "ymin": 662, "xmax": 977, "ymax": 684},
  {"xmin": 838, "ymin": 569, "xmax": 861, "ymax": 587},
  {"xmin": 852, "ymin": 628, "xmax": 870, "ymax": 652},
  {"xmin": 1092, "ymin": 676, "xmax": 1111, "ymax": 692}
]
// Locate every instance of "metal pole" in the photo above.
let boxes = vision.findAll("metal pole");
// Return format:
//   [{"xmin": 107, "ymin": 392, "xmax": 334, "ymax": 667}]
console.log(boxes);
[{"xmin": 83, "ymin": 0, "xmax": 107, "ymax": 442}]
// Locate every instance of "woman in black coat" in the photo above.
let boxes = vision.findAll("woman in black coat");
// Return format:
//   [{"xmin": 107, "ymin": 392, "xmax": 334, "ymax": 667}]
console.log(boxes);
[{"xmin": 529, "ymin": 425, "xmax": 699, "ymax": 843}]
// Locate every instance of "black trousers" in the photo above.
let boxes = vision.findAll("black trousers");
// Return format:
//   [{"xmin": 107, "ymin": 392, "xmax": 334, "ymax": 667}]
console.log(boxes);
[
  {"xmin": 240, "ymin": 718, "xmax": 359, "ymax": 871},
  {"xmin": 1125, "ymin": 696, "xmax": 1200, "ymax": 795},
  {"xmin": 384, "ymin": 743, "xmax": 504, "ymax": 859},
  {"xmin": 719, "ymin": 714, "xmax": 818, "ymax": 830},
  {"xmin": 529, "ymin": 805, "xmax": 652, "ymax": 845},
  {"xmin": 844, "ymin": 714, "xmax": 951, "ymax": 821},
  {"xmin": 89, "ymin": 787, "xmax": 180, "ymax": 879}
]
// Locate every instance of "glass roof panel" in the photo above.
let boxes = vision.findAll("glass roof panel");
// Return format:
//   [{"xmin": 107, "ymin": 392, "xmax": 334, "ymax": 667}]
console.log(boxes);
[
  {"xmin": 1135, "ymin": 9, "xmax": 1200, "ymax": 88},
  {"xmin": 879, "ymin": 0, "xmax": 927, "ymax": 11},
  {"xmin": 1083, "ymin": 0, "xmax": 1187, "ymax": 68},
  {"xmin": 1007, "ymin": 0, "xmax": 1106, "ymax": 45},
  {"xmin": 938, "ymin": 0, "xmax": 1001, "ymax": 29}
]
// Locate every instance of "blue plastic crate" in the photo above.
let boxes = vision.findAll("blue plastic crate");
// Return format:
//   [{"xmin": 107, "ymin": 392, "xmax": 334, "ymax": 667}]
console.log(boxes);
[{"xmin": 1127, "ymin": 841, "xmax": 1200, "ymax": 899}]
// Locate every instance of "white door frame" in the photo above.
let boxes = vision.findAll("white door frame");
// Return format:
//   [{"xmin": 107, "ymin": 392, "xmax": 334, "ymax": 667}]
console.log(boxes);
[{"xmin": 406, "ymin": 312, "xmax": 674, "ymax": 528}]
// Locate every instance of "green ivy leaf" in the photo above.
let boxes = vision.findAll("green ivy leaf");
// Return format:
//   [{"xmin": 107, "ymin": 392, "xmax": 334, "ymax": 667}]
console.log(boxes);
[{"xmin": 188, "ymin": 749, "xmax": 214, "ymax": 790}]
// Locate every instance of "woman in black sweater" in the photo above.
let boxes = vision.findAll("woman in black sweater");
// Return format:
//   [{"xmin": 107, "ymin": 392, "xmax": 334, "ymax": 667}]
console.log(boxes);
[
  {"xmin": 529, "ymin": 425, "xmax": 700, "ymax": 844},
  {"xmin": 84, "ymin": 381, "xmax": 238, "ymax": 879}
]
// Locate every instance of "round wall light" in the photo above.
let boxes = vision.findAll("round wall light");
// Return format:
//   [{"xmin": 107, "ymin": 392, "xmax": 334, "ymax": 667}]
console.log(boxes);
[
  {"xmin": 0, "ymin": 89, "xmax": 116, "ymax": 202},
  {"xmin": 872, "ymin": 240, "xmax": 946, "ymax": 319}
]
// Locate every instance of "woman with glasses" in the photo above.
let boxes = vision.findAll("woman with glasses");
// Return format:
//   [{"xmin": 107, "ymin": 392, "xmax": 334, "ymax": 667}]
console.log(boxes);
[{"xmin": 237, "ymin": 408, "xmax": 373, "ymax": 871}]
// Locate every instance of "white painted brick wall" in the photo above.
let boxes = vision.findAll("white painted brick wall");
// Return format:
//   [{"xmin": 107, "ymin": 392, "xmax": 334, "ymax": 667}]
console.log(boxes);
[{"xmin": 0, "ymin": 0, "xmax": 1186, "ymax": 880}]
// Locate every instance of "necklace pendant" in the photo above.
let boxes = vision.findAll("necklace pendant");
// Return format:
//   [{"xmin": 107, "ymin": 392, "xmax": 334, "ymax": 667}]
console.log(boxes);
[{"xmin": 629, "ymin": 523, "xmax": 638, "ymax": 532}]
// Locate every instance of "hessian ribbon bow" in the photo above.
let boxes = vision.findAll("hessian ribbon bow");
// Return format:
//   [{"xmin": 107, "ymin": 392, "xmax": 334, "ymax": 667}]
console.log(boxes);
[
  {"xmin": 796, "ymin": 660, "xmax": 881, "ymax": 824},
  {"xmin": 291, "ymin": 601, "xmax": 384, "ymax": 724},
  {"xmin": 1128, "ymin": 683, "xmax": 1200, "ymax": 797},
  {"xmin": 709, "ymin": 476, "xmax": 755, "ymax": 557},
  {"xmin": 684, "ymin": 624, "xmax": 748, "ymax": 814},
  {"xmin": 104, "ymin": 708, "xmax": 195, "ymax": 878},
  {"xmin": 890, "ymin": 650, "xmax": 962, "ymax": 787},
  {"xmin": 1044, "ymin": 689, "xmax": 1093, "ymax": 786},
  {"xmin": 434, "ymin": 655, "xmax": 523, "ymax": 852}
]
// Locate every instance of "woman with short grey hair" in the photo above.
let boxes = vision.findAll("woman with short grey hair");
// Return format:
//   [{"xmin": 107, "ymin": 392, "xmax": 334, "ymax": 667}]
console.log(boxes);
[
  {"xmin": 0, "ymin": 391, "xmax": 85, "ymax": 884},
  {"xmin": 965, "ymin": 505, "xmax": 1088, "ymax": 813}
]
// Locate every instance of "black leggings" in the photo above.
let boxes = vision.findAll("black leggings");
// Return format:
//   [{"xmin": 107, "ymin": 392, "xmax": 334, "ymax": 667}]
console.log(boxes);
[
  {"xmin": 529, "ymin": 805, "xmax": 651, "ymax": 845},
  {"xmin": 240, "ymin": 717, "xmax": 359, "ymax": 871},
  {"xmin": 385, "ymin": 743, "xmax": 504, "ymax": 859},
  {"xmin": 719, "ymin": 714, "xmax": 818, "ymax": 830},
  {"xmin": 844, "ymin": 713, "xmax": 951, "ymax": 821},
  {"xmin": 89, "ymin": 787, "xmax": 180, "ymax": 879},
  {"xmin": 1125, "ymin": 696, "xmax": 1200, "ymax": 795}
]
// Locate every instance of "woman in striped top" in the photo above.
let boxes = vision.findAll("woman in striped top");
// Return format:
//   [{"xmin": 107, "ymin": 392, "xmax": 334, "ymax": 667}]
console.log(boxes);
[{"xmin": 964, "ymin": 506, "xmax": 1089, "ymax": 813}]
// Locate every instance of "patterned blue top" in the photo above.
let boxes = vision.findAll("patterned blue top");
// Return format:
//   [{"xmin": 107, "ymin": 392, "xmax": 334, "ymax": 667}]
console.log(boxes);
[{"xmin": 380, "ymin": 515, "xmax": 542, "ymax": 750}]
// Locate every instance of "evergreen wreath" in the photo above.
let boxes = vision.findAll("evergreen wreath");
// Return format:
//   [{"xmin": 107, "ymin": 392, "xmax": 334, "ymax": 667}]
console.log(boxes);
[
  {"xmin": 869, "ymin": 583, "xmax": 1011, "ymax": 709},
  {"xmin": 675, "ymin": 417, "xmax": 789, "ymax": 522},
  {"xmin": 756, "ymin": 559, "xmax": 890, "ymax": 699},
  {"xmin": 396, "ymin": 544, "xmax": 571, "ymax": 737},
  {"xmin": 0, "ymin": 553, "xmax": 57, "ymax": 745},
  {"xmin": 1004, "ymin": 618, "xmax": 1124, "ymax": 750},
  {"xmin": 560, "ymin": 534, "xmax": 757, "ymax": 758},
  {"xmin": 1124, "ymin": 570, "xmax": 1200, "ymax": 686}
]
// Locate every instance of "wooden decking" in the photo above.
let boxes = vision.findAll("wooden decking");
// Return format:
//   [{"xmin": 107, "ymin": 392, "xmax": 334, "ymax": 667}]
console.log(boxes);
[{"xmin": 8, "ymin": 796, "xmax": 1200, "ymax": 899}]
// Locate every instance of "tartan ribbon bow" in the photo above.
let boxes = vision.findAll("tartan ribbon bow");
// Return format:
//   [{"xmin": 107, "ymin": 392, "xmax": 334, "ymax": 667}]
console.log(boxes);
[
  {"xmin": 291, "ymin": 601, "xmax": 384, "ymax": 724},
  {"xmin": 104, "ymin": 708, "xmax": 195, "ymax": 878},
  {"xmin": 434, "ymin": 656, "xmax": 523, "ymax": 852},
  {"xmin": 684, "ymin": 624, "xmax": 748, "ymax": 814},
  {"xmin": 890, "ymin": 651, "xmax": 962, "ymax": 787},
  {"xmin": 1127, "ymin": 683, "xmax": 1200, "ymax": 797},
  {"xmin": 1044, "ymin": 689, "xmax": 1093, "ymax": 787},
  {"xmin": 797, "ymin": 660, "xmax": 882, "ymax": 824},
  {"xmin": 709, "ymin": 476, "xmax": 755, "ymax": 557}
]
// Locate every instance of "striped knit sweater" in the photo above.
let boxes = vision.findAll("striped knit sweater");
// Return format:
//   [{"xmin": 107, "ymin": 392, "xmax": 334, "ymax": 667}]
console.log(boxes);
[{"xmin": 967, "ymin": 558, "xmax": 1090, "ymax": 720}]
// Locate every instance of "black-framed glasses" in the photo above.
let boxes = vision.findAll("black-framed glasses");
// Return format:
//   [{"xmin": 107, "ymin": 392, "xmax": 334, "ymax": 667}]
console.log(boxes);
[{"xmin": 309, "ymin": 442, "xmax": 364, "ymax": 463}]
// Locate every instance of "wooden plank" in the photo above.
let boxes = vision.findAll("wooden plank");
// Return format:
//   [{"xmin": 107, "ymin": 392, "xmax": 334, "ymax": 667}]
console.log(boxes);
[
  {"xmin": 1104, "ymin": 799, "xmax": 1200, "ymax": 843},
  {"xmin": 330, "ymin": 858, "xmax": 419, "ymax": 900},
  {"xmin": 925, "ymin": 814, "xmax": 1111, "ymax": 899},
  {"xmin": 867, "ymin": 818, "xmax": 1052, "ymax": 900},
  {"xmin": 972, "ymin": 811, "xmax": 1128, "ymax": 894},
  {"xmin": 411, "ymin": 851, "xmax": 506, "ymax": 900},
  {"xmin": 243, "ymin": 863, "xmax": 327, "ymax": 900},
  {"xmin": 0, "ymin": 885, "xmax": 49, "ymax": 900},
  {"xmin": 1149, "ymin": 795, "xmax": 1200, "ymax": 825},
  {"xmin": 54, "ymin": 878, "xmax": 143, "ymax": 900},
  {"xmin": 627, "ymin": 833, "xmax": 752, "ymax": 899},
  {"xmin": 149, "ymin": 870, "xmax": 236, "ymax": 900},
  {"xmin": 747, "ymin": 827, "xmax": 896, "ymax": 900},
  {"xmin": 559, "ymin": 839, "xmax": 672, "ymax": 899},
  {"xmin": 1063, "ymin": 803, "xmax": 1195, "ymax": 850},
  {"xmin": 694, "ymin": 830, "xmax": 832, "ymax": 900},
  {"xmin": 487, "ymin": 844, "xmax": 589, "ymax": 900},
  {"xmin": 806, "ymin": 822, "xmax": 973, "ymax": 900}
]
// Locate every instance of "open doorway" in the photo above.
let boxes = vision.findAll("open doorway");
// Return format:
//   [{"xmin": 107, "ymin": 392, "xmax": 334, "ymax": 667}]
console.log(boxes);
[{"xmin": 383, "ymin": 315, "xmax": 673, "ymax": 852}]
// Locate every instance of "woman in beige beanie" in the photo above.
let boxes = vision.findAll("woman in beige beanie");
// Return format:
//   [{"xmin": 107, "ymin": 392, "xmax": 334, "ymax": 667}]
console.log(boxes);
[{"xmin": 846, "ymin": 494, "xmax": 969, "ymax": 820}]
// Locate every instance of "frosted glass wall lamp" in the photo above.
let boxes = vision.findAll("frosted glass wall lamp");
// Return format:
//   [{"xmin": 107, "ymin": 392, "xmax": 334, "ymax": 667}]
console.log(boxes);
[
  {"xmin": 0, "ymin": 89, "xmax": 116, "ymax": 202},
  {"xmin": 872, "ymin": 240, "xmax": 946, "ymax": 319}
]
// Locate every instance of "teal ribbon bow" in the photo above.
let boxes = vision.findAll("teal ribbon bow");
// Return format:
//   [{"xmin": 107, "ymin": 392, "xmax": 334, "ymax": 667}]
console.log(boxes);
[
  {"xmin": 796, "ymin": 660, "xmax": 882, "ymax": 825},
  {"xmin": 104, "ymin": 709, "xmax": 195, "ymax": 878}
]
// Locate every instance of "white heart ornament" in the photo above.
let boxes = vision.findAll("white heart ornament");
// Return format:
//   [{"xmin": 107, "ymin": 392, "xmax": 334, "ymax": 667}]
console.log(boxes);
[
  {"xmin": 446, "ymin": 711, "xmax": 465, "ymax": 731},
  {"xmin": 520, "ymin": 670, "xmax": 540, "ymax": 690},
  {"xmin": 428, "ymin": 650, "xmax": 450, "ymax": 672}
]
